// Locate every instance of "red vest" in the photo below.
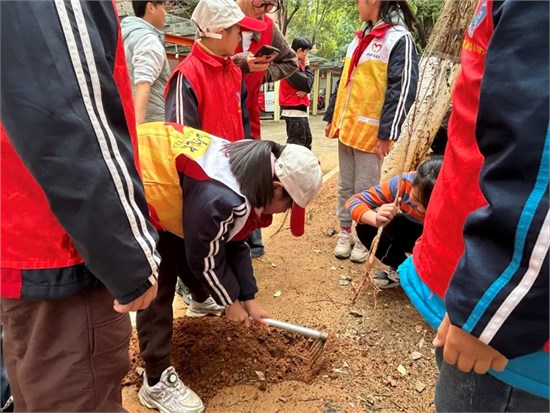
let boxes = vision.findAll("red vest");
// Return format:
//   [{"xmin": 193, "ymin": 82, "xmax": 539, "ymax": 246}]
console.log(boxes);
[
  {"xmin": 279, "ymin": 62, "xmax": 310, "ymax": 108},
  {"xmin": 167, "ymin": 43, "xmax": 245, "ymax": 142},
  {"xmin": 412, "ymin": 0, "xmax": 494, "ymax": 298},
  {"xmin": 234, "ymin": 16, "xmax": 274, "ymax": 139}
]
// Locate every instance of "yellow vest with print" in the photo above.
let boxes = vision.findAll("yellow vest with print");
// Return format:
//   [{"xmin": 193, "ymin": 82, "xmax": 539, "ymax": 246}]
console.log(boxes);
[
  {"xmin": 136, "ymin": 122, "xmax": 250, "ymax": 239},
  {"xmin": 137, "ymin": 122, "xmax": 212, "ymax": 238},
  {"xmin": 329, "ymin": 25, "xmax": 410, "ymax": 153}
]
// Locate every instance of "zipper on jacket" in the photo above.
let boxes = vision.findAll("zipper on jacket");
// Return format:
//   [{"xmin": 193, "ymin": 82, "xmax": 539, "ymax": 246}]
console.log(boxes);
[{"xmin": 337, "ymin": 69, "xmax": 356, "ymax": 130}]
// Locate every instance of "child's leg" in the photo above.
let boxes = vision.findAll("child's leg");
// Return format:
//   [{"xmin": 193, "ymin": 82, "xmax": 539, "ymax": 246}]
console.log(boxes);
[
  {"xmin": 335, "ymin": 141, "xmax": 356, "ymax": 257},
  {"xmin": 355, "ymin": 223, "xmax": 379, "ymax": 247},
  {"xmin": 285, "ymin": 117, "xmax": 309, "ymax": 148},
  {"xmin": 352, "ymin": 149, "xmax": 381, "ymax": 194},
  {"xmin": 336, "ymin": 140, "xmax": 355, "ymax": 229},
  {"xmin": 381, "ymin": 215, "xmax": 423, "ymax": 269},
  {"xmin": 435, "ymin": 347, "xmax": 549, "ymax": 412},
  {"xmin": 304, "ymin": 118, "xmax": 313, "ymax": 150}
]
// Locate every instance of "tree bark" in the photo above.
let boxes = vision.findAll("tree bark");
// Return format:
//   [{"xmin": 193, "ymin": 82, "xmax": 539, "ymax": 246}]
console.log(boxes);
[{"xmin": 381, "ymin": 0, "xmax": 477, "ymax": 181}]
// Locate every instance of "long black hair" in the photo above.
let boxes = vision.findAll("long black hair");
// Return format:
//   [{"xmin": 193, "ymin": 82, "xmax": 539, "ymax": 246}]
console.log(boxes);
[
  {"xmin": 227, "ymin": 140, "xmax": 285, "ymax": 208},
  {"xmin": 379, "ymin": 1, "xmax": 426, "ymax": 47},
  {"xmin": 412, "ymin": 155, "xmax": 443, "ymax": 208}
]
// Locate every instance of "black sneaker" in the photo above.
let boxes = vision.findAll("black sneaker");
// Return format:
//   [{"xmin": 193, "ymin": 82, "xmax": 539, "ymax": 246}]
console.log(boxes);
[{"xmin": 373, "ymin": 269, "xmax": 400, "ymax": 289}]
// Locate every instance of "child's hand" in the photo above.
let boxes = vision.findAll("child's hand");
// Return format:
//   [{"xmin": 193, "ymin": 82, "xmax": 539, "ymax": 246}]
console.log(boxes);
[
  {"xmin": 324, "ymin": 122, "xmax": 332, "ymax": 138},
  {"xmin": 225, "ymin": 300, "xmax": 251, "ymax": 326},
  {"xmin": 375, "ymin": 203, "xmax": 399, "ymax": 227},
  {"xmin": 434, "ymin": 314, "xmax": 508, "ymax": 374},
  {"xmin": 296, "ymin": 91, "xmax": 307, "ymax": 97},
  {"xmin": 243, "ymin": 299, "xmax": 271, "ymax": 326}
]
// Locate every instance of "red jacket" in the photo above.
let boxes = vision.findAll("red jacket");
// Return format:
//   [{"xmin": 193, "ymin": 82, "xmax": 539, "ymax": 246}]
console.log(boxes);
[
  {"xmin": 165, "ymin": 42, "xmax": 250, "ymax": 141},
  {"xmin": 412, "ymin": 3, "xmax": 490, "ymax": 298},
  {"xmin": 234, "ymin": 16, "xmax": 274, "ymax": 139},
  {"xmin": 279, "ymin": 63, "xmax": 311, "ymax": 108}
]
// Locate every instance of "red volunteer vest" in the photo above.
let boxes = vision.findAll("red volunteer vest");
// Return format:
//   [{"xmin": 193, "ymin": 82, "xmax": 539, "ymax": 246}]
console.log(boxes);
[
  {"xmin": 166, "ymin": 43, "xmax": 245, "ymax": 142},
  {"xmin": 412, "ymin": 0, "xmax": 494, "ymax": 297},
  {"xmin": 279, "ymin": 62, "xmax": 310, "ymax": 108},
  {"xmin": 234, "ymin": 15, "xmax": 274, "ymax": 139}
]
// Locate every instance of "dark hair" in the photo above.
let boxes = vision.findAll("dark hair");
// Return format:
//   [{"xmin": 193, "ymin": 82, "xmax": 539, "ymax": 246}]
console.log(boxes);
[
  {"xmin": 132, "ymin": 1, "xmax": 164, "ymax": 18},
  {"xmin": 412, "ymin": 155, "xmax": 443, "ymax": 208},
  {"xmin": 379, "ymin": 1, "xmax": 426, "ymax": 47},
  {"xmin": 228, "ymin": 140, "xmax": 285, "ymax": 208},
  {"xmin": 291, "ymin": 37, "xmax": 312, "ymax": 53}
]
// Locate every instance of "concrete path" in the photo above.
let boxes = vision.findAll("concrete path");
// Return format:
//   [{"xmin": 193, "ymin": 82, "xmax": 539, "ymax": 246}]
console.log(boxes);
[{"xmin": 259, "ymin": 114, "xmax": 339, "ymax": 176}]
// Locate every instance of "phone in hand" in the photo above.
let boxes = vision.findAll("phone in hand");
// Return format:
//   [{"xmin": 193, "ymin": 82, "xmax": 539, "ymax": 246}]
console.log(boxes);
[{"xmin": 254, "ymin": 45, "xmax": 280, "ymax": 58}]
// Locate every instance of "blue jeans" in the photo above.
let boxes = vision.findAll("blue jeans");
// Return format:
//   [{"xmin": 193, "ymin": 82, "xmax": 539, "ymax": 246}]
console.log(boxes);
[
  {"xmin": 435, "ymin": 347, "xmax": 549, "ymax": 412},
  {"xmin": 247, "ymin": 229, "xmax": 264, "ymax": 258}
]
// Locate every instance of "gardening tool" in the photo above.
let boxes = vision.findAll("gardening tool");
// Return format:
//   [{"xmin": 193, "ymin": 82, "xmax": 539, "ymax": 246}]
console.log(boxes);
[{"xmin": 263, "ymin": 318, "xmax": 328, "ymax": 364}]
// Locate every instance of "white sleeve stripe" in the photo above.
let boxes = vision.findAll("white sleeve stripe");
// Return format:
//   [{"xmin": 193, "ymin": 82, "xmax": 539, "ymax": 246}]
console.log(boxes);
[
  {"xmin": 389, "ymin": 35, "xmax": 413, "ymax": 140},
  {"xmin": 479, "ymin": 210, "xmax": 550, "ymax": 344},
  {"xmin": 201, "ymin": 204, "xmax": 248, "ymax": 306},
  {"xmin": 176, "ymin": 72, "xmax": 183, "ymax": 125},
  {"xmin": 55, "ymin": 0, "xmax": 160, "ymax": 278}
]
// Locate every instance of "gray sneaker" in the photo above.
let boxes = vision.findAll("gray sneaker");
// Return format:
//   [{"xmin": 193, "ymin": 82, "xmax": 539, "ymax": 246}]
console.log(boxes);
[
  {"xmin": 373, "ymin": 269, "xmax": 400, "ymax": 289},
  {"xmin": 185, "ymin": 296, "xmax": 224, "ymax": 318},
  {"xmin": 138, "ymin": 366, "xmax": 204, "ymax": 413}
]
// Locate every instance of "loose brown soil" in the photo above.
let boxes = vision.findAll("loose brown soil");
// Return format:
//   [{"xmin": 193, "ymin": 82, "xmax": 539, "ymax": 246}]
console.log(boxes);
[{"xmin": 123, "ymin": 176, "xmax": 438, "ymax": 412}]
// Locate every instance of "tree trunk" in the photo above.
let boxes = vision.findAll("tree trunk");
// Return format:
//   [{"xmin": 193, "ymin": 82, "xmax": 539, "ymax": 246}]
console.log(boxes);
[{"xmin": 381, "ymin": 0, "xmax": 477, "ymax": 181}]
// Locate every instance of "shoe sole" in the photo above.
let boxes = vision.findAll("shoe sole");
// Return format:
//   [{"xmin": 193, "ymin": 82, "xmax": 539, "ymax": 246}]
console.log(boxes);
[
  {"xmin": 350, "ymin": 255, "xmax": 368, "ymax": 263},
  {"xmin": 185, "ymin": 309, "xmax": 223, "ymax": 318},
  {"xmin": 139, "ymin": 390, "xmax": 205, "ymax": 413},
  {"xmin": 375, "ymin": 282, "xmax": 400, "ymax": 290}
]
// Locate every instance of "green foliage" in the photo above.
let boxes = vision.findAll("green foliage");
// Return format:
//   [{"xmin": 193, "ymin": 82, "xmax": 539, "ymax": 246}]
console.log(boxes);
[
  {"xmin": 283, "ymin": 0, "xmax": 444, "ymax": 59},
  {"xmin": 284, "ymin": 0, "xmax": 358, "ymax": 60},
  {"xmin": 409, "ymin": 0, "xmax": 445, "ymax": 37}
]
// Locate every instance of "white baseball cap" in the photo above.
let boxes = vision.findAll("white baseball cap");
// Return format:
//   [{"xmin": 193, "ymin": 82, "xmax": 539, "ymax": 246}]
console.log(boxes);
[
  {"xmin": 274, "ymin": 144, "xmax": 323, "ymax": 236},
  {"xmin": 191, "ymin": 0, "xmax": 268, "ymax": 39}
]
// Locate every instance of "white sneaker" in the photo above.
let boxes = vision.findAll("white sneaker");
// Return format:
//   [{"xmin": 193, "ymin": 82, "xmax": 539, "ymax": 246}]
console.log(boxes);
[
  {"xmin": 350, "ymin": 239, "xmax": 369, "ymax": 263},
  {"xmin": 138, "ymin": 366, "xmax": 204, "ymax": 413},
  {"xmin": 334, "ymin": 230, "xmax": 354, "ymax": 258},
  {"xmin": 185, "ymin": 296, "xmax": 224, "ymax": 318}
]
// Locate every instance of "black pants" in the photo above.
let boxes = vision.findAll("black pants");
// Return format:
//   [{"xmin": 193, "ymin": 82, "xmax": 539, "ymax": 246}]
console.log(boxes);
[
  {"xmin": 137, "ymin": 231, "xmax": 210, "ymax": 377},
  {"xmin": 356, "ymin": 215, "xmax": 423, "ymax": 269},
  {"xmin": 284, "ymin": 117, "xmax": 312, "ymax": 150}
]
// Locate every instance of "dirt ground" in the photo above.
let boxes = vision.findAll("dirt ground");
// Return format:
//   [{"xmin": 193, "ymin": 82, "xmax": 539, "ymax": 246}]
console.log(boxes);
[{"xmin": 122, "ymin": 176, "xmax": 438, "ymax": 413}]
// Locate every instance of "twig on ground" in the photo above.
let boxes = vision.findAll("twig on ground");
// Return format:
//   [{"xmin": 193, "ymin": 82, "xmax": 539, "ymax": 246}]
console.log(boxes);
[{"xmin": 226, "ymin": 396, "xmax": 257, "ymax": 408}]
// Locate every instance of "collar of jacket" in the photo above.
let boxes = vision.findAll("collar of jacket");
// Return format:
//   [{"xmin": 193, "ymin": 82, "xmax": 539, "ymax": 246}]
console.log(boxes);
[{"xmin": 194, "ymin": 41, "xmax": 233, "ymax": 68}]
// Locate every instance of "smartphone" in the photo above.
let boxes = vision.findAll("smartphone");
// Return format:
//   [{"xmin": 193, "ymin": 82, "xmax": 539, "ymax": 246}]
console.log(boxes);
[{"xmin": 254, "ymin": 45, "xmax": 280, "ymax": 58}]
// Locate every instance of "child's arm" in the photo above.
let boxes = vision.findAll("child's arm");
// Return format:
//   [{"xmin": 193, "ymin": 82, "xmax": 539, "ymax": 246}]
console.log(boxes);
[
  {"xmin": 165, "ymin": 72, "xmax": 201, "ymax": 129},
  {"xmin": 182, "ymin": 178, "xmax": 253, "ymax": 307},
  {"xmin": 346, "ymin": 175, "xmax": 400, "ymax": 225},
  {"xmin": 442, "ymin": 0, "xmax": 549, "ymax": 366},
  {"xmin": 377, "ymin": 34, "xmax": 419, "ymax": 159},
  {"xmin": 359, "ymin": 203, "xmax": 399, "ymax": 227}
]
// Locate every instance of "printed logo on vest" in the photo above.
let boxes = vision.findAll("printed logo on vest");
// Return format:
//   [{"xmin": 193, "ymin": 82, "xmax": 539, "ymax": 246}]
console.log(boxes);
[
  {"xmin": 366, "ymin": 43, "xmax": 383, "ymax": 60},
  {"xmin": 171, "ymin": 128, "xmax": 211, "ymax": 160},
  {"xmin": 468, "ymin": 0, "xmax": 487, "ymax": 37}
]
